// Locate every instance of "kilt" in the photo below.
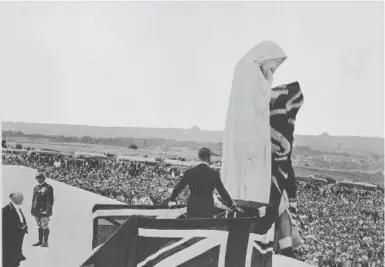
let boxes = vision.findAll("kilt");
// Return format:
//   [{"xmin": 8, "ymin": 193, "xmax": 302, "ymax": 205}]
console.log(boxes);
[{"xmin": 34, "ymin": 216, "xmax": 50, "ymax": 229}]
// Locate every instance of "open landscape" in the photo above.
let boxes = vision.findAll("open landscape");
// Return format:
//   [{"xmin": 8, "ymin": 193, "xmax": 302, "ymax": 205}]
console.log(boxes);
[
  {"xmin": 2, "ymin": 122, "xmax": 384, "ymax": 267},
  {"xmin": 2, "ymin": 122, "xmax": 384, "ymax": 187}
]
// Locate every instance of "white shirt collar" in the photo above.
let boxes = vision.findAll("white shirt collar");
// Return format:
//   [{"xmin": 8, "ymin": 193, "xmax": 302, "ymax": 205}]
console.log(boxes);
[
  {"xmin": 10, "ymin": 202, "xmax": 23, "ymax": 223},
  {"xmin": 10, "ymin": 201, "xmax": 20, "ymax": 208},
  {"xmin": 199, "ymin": 161, "xmax": 210, "ymax": 166}
]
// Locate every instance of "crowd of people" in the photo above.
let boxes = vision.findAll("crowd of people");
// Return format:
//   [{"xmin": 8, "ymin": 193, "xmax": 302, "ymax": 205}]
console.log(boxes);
[
  {"xmin": 2, "ymin": 152, "xmax": 190, "ymax": 205},
  {"xmin": 294, "ymin": 182, "xmax": 384, "ymax": 266},
  {"xmin": 2, "ymin": 151, "xmax": 384, "ymax": 267}
]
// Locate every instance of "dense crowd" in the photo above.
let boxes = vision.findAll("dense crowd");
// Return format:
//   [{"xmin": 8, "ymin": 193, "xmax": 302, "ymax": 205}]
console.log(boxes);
[
  {"xmin": 294, "ymin": 182, "xmax": 384, "ymax": 266},
  {"xmin": 2, "ymin": 152, "xmax": 384, "ymax": 267},
  {"xmin": 2, "ymin": 152, "xmax": 190, "ymax": 204}
]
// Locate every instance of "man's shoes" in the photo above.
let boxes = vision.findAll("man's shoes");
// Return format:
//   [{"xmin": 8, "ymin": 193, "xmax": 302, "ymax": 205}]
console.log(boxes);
[
  {"xmin": 33, "ymin": 228, "xmax": 44, "ymax": 246},
  {"xmin": 32, "ymin": 241, "xmax": 42, "ymax": 246},
  {"xmin": 41, "ymin": 228, "xmax": 49, "ymax": 247}
]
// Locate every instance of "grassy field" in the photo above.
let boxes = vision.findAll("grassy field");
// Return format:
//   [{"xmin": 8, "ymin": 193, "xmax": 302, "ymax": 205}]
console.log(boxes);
[
  {"xmin": 5, "ymin": 136, "xmax": 206, "ymax": 161},
  {"xmin": 5, "ymin": 136, "xmax": 384, "ymax": 187}
]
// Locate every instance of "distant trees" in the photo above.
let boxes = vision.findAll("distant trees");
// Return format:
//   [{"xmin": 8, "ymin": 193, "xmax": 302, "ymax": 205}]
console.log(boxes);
[
  {"xmin": 129, "ymin": 144, "xmax": 138, "ymax": 150},
  {"xmin": 81, "ymin": 135, "xmax": 93, "ymax": 143},
  {"xmin": 62, "ymin": 136, "xmax": 80, "ymax": 143},
  {"xmin": 2, "ymin": 130, "xmax": 24, "ymax": 137}
]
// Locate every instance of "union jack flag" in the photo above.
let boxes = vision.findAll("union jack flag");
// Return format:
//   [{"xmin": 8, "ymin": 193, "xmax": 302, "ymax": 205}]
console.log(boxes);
[
  {"xmin": 136, "ymin": 227, "xmax": 229, "ymax": 267},
  {"xmin": 270, "ymin": 82, "xmax": 304, "ymax": 252},
  {"xmin": 270, "ymin": 81, "xmax": 304, "ymax": 203},
  {"xmin": 81, "ymin": 205, "xmax": 275, "ymax": 267}
]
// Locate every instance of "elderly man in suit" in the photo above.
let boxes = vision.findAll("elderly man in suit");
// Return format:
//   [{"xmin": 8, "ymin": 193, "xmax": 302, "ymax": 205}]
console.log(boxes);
[
  {"xmin": 31, "ymin": 173, "xmax": 54, "ymax": 248},
  {"xmin": 3, "ymin": 192, "xmax": 28, "ymax": 267},
  {"xmin": 168, "ymin": 147, "xmax": 242, "ymax": 218}
]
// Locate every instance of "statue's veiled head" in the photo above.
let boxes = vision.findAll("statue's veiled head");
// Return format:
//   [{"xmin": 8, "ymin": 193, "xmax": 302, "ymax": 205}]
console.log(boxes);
[{"xmin": 245, "ymin": 41, "xmax": 287, "ymax": 85}]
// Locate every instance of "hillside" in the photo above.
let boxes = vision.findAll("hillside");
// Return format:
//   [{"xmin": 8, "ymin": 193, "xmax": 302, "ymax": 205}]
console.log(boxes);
[
  {"xmin": 3, "ymin": 121, "xmax": 384, "ymax": 155},
  {"xmin": 2, "ymin": 122, "xmax": 222, "ymax": 143}
]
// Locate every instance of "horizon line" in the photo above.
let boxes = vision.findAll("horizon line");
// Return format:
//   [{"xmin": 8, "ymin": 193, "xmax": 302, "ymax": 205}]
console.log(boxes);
[{"xmin": 2, "ymin": 120, "xmax": 384, "ymax": 139}]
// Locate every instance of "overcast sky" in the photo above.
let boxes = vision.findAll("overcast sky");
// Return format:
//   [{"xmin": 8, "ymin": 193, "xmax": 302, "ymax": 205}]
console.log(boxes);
[{"xmin": 0, "ymin": 1, "xmax": 383, "ymax": 137}]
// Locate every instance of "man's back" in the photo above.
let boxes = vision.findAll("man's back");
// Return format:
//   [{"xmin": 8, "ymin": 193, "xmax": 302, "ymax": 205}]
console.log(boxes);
[
  {"xmin": 185, "ymin": 164, "xmax": 221, "ymax": 199},
  {"xmin": 170, "ymin": 163, "xmax": 233, "ymax": 218}
]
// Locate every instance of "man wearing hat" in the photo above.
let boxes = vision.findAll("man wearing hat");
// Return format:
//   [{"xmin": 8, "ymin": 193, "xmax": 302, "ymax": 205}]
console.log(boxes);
[
  {"xmin": 169, "ymin": 147, "xmax": 242, "ymax": 218},
  {"xmin": 31, "ymin": 173, "xmax": 54, "ymax": 248}
]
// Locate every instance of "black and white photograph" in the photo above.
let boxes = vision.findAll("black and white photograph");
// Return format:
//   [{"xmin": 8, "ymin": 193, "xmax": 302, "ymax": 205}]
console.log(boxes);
[{"xmin": 1, "ymin": 1, "xmax": 384, "ymax": 267}]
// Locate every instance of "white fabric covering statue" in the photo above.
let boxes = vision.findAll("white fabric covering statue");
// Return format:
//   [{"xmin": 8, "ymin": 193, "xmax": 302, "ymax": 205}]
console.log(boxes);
[{"xmin": 220, "ymin": 40, "xmax": 287, "ymax": 205}]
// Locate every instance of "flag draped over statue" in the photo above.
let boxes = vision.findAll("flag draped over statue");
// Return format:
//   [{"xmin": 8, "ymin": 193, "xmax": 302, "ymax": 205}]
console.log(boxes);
[
  {"xmin": 220, "ymin": 40, "xmax": 304, "ymax": 255},
  {"xmin": 270, "ymin": 82, "xmax": 304, "ymax": 253},
  {"xmin": 270, "ymin": 82, "xmax": 304, "ymax": 205}
]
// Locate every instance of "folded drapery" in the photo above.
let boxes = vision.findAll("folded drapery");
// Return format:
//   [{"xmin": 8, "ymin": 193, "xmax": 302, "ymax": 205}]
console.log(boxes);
[
  {"xmin": 270, "ymin": 82, "xmax": 304, "ymax": 254},
  {"xmin": 221, "ymin": 41, "xmax": 287, "ymax": 205}
]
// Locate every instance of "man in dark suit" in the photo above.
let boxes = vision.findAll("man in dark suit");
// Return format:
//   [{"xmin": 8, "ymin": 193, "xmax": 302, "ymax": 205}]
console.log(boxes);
[
  {"xmin": 168, "ymin": 147, "xmax": 242, "ymax": 218},
  {"xmin": 3, "ymin": 192, "xmax": 28, "ymax": 267},
  {"xmin": 31, "ymin": 173, "xmax": 54, "ymax": 248}
]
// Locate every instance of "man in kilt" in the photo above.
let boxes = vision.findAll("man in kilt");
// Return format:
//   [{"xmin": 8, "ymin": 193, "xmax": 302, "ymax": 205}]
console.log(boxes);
[{"xmin": 31, "ymin": 173, "xmax": 54, "ymax": 248}]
